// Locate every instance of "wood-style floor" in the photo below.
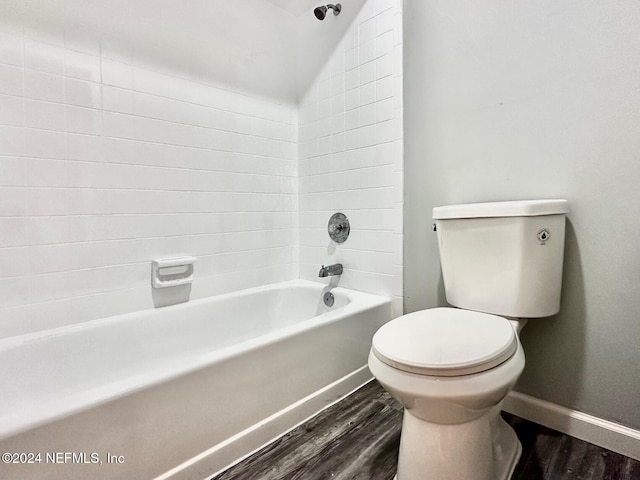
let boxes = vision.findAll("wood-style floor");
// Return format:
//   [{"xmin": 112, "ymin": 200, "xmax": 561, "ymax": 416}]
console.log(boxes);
[{"xmin": 211, "ymin": 380, "xmax": 640, "ymax": 480}]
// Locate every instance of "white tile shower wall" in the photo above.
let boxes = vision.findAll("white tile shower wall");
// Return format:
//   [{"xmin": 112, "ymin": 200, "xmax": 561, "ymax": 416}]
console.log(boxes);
[
  {"xmin": 298, "ymin": 0, "xmax": 404, "ymax": 317},
  {"xmin": 0, "ymin": 17, "xmax": 298, "ymax": 337}
]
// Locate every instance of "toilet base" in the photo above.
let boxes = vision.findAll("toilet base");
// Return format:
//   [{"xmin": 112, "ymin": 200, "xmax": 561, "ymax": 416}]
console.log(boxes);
[
  {"xmin": 494, "ymin": 414, "xmax": 521, "ymax": 480},
  {"xmin": 394, "ymin": 408, "xmax": 521, "ymax": 480}
]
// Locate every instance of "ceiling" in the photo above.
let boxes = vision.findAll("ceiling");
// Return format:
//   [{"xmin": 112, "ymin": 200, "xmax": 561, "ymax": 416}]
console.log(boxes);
[{"xmin": 2, "ymin": 0, "xmax": 366, "ymax": 103}]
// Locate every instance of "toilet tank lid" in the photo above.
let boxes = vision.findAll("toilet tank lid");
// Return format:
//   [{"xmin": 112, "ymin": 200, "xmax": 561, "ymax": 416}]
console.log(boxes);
[{"xmin": 433, "ymin": 199, "xmax": 569, "ymax": 219}]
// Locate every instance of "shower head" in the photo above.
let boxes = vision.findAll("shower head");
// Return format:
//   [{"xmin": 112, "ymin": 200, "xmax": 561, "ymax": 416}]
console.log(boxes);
[{"xmin": 314, "ymin": 4, "xmax": 341, "ymax": 20}]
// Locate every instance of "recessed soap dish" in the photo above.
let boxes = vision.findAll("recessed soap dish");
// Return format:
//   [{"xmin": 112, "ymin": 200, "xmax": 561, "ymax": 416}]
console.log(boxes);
[{"xmin": 151, "ymin": 256, "xmax": 196, "ymax": 289}]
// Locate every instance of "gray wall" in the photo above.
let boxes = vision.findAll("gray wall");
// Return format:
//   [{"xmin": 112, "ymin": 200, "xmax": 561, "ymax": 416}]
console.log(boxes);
[{"xmin": 404, "ymin": 0, "xmax": 640, "ymax": 429}]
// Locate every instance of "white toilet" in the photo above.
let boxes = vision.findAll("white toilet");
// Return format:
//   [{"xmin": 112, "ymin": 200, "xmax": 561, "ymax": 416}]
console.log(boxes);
[{"xmin": 369, "ymin": 199, "xmax": 569, "ymax": 480}]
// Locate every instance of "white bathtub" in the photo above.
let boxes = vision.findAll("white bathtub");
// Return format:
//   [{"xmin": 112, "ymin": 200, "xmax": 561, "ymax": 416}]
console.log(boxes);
[{"xmin": 0, "ymin": 279, "xmax": 390, "ymax": 480}]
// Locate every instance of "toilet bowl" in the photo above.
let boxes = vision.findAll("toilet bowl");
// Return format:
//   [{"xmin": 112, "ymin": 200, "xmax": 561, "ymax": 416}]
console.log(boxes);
[
  {"xmin": 368, "ymin": 199, "xmax": 569, "ymax": 480},
  {"xmin": 368, "ymin": 308, "xmax": 525, "ymax": 480}
]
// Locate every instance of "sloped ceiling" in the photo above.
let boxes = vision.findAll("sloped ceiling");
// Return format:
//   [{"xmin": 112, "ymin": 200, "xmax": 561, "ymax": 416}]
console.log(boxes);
[{"xmin": 2, "ymin": 0, "xmax": 365, "ymax": 103}]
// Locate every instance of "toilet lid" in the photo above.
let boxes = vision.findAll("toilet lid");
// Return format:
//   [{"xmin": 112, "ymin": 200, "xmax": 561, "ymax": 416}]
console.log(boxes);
[{"xmin": 372, "ymin": 308, "xmax": 517, "ymax": 376}]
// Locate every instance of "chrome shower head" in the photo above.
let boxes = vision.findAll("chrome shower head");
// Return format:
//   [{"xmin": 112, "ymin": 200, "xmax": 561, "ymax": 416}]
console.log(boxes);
[
  {"xmin": 314, "ymin": 6, "xmax": 327, "ymax": 20},
  {"xmin": 314, "ymin": 4, "xmax": 341, "ymax": 20}
]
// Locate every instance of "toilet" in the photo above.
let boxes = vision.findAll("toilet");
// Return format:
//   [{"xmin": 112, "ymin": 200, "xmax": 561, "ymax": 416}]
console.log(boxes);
[{"xmin": 369, "ymin": 199, "xmax": 569, "ymax": 480}]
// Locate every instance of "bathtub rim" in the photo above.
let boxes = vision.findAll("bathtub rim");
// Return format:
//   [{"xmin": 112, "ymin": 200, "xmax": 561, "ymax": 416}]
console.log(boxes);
[{"xmin": 0, "ymin": 279, "xmax": 387, "ymax": 347}]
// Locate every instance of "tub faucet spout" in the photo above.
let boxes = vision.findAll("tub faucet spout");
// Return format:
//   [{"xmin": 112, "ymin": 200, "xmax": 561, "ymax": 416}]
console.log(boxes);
[{"xmin": 319, "ymin": 263, "xmax": 343, "ymax": 277}]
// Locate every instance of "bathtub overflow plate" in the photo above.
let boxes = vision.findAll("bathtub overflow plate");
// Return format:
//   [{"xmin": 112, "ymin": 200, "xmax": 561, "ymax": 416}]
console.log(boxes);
[{"xmin": 323, "ymin": 291, "xmax": 335, "ymax": 307}]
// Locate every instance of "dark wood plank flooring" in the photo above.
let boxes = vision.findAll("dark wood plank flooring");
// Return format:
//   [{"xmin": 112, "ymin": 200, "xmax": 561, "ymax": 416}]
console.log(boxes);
[{"xmin": 211, "ymin": 381, "xmax": 640, "ymax": 480}]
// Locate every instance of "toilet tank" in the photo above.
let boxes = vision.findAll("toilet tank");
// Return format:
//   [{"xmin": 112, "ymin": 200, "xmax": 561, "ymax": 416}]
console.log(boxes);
[{"xmin": 433, "ymin": 200, "xmax": 569, "ymax": 318}]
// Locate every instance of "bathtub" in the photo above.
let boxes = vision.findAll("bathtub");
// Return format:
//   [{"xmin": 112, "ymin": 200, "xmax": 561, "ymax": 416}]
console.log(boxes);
[{"xmin": 0, "ymin": 279, "xmax": 390, "ymax": 480}]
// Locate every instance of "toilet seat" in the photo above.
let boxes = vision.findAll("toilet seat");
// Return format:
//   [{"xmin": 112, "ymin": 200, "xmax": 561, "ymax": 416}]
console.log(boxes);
[{"xmin": 372, "ymin": 307, "xmax": 517, "ymax": 376}]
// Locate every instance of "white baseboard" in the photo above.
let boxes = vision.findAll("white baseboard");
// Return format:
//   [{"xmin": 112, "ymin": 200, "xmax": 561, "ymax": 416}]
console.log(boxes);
[{"xmin": 503, "ymin": 391, "xmax": 640, "ymax": 462}]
